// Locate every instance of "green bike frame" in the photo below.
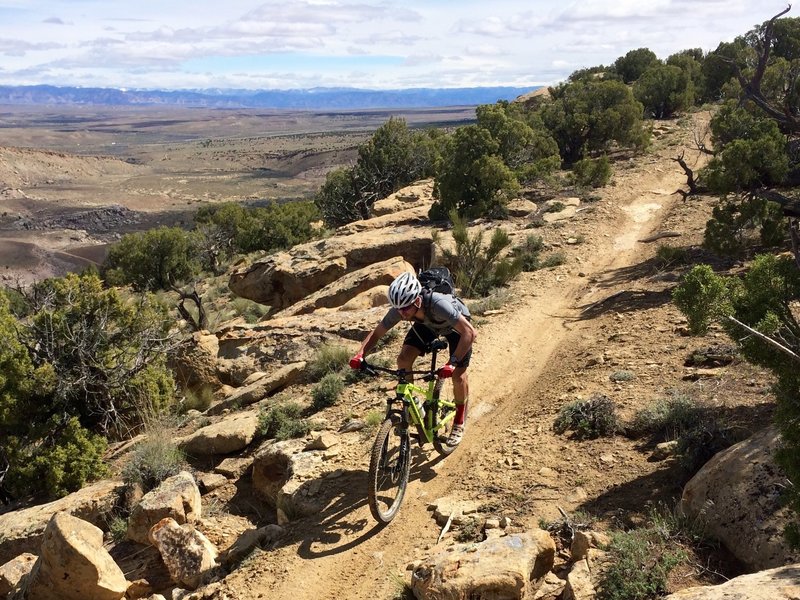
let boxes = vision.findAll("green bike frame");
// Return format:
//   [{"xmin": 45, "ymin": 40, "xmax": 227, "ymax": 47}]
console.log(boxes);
[{"xmin": 395, "ymin": 379, "xmax": 457, "ymax": 444}]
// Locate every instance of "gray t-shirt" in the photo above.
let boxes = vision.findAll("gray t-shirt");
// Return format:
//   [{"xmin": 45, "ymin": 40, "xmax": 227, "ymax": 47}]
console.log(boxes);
[{"xmin": 381, "ymin": 292, "xmax": 470, "ymax": 335}]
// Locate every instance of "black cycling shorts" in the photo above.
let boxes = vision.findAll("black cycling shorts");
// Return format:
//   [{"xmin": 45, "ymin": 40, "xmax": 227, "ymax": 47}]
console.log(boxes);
[{"xmin": 402, "ymin": 323, "xmax": 472, "ymax": 368}]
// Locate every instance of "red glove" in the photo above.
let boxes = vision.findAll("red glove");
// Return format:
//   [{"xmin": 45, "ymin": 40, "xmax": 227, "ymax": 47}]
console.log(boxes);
[
  {"xmin": 349, "ymin": 352, "xmax": 364, "ymax": 370},
  {"xmin": 438, "ymin": 363, "xmax": 456, "ymax": 378}
]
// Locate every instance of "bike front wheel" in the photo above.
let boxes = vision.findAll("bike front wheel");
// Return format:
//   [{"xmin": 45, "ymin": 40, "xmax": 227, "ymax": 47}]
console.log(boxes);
[{"xmin": 368, "ymin": 418, "xmax": 411, "ymax": 524}]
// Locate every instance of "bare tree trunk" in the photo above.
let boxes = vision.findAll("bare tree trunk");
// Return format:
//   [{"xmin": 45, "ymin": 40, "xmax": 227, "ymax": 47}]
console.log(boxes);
[
  {"xmin": 172, "ymin": 286, "xmax": 207, "ymax": 331},
  {"xmin": 672, "ymin": 150, "xmax": 705, "ymax": 198}
]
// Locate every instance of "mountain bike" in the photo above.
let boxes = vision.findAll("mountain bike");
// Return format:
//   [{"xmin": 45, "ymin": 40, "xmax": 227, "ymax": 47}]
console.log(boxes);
[{"xmin": 359, "ymin": 338, "xmax": 458, "ymax": 524}]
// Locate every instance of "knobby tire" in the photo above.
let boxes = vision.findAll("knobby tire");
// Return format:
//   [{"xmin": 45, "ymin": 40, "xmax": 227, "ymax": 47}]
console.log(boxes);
[{"xmin": 368, "ymin": 418, "xmax": 411, "ymax": 524}]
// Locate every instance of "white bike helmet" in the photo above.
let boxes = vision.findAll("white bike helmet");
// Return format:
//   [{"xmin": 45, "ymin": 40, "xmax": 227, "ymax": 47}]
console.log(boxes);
[{"xmin": 388, "ymin": 272, "xmax": 422, "ymax": 309}]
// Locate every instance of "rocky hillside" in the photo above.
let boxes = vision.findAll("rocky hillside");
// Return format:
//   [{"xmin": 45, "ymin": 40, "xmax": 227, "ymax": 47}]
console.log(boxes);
[{"xmin": 1, "ymin": 112, "xmax": 798, "ymax": 600}]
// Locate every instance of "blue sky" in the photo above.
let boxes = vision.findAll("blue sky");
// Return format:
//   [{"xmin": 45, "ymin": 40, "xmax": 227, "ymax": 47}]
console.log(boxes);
[{"xmin": 0, "ymin": 0, "xmax": 789, "ymax": 90}]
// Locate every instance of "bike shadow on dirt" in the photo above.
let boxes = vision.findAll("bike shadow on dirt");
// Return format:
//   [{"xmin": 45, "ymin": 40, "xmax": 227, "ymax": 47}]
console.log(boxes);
[{"xmin": 289, "ymin": 451, "xmax": 449, "ymax": 558}]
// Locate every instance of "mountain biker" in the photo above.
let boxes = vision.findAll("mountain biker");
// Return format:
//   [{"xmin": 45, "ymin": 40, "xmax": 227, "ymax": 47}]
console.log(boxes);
[{"xmin": 349, "ymin": 271, "xmax": 476, "ymax": 447}]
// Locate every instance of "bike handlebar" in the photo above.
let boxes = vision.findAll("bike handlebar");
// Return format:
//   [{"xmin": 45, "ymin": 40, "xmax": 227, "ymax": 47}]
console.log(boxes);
[{"xmin": 359, "ymin": 359, "xmax": 436, "ymax": 380}]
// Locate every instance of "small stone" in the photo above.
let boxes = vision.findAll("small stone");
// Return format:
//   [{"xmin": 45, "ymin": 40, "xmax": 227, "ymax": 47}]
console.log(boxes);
[
  {"xmin": 305, "ymin": 432, "xmax": 339, "ymax": 451},
  {"xmin": 198, "ymin": 472, "xmax": 228, "ymax": 493},
  {"xmin": 338, "ymin": 419, "xmax": 366, "ymax": 433},
  {"xmin": 599, "ymin": 453, "xmax": 615, "ymax": 465},
  {"xmin": 485, "ymin": 518, "xmax": 501, "ymax": 529},
  {"xmin": 650, "ymin": 440, "xmax": 679, "ymax": 461}
]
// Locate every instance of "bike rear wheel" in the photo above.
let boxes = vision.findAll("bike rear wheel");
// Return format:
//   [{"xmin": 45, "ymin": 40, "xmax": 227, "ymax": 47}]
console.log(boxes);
[{"xmin": 368, "ymin": 418, "xmax": 411, "ymax": 523}]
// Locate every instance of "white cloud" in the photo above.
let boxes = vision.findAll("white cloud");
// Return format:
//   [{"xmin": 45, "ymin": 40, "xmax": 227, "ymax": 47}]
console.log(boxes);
[{"xmin": 0, "ymin": 0, "xmax": 789, "ymax": 89}]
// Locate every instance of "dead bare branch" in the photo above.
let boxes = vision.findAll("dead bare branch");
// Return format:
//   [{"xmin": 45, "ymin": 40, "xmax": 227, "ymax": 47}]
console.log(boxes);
[
  {"xmin": 171, "ymin": 284, "xmax": 207, "ymax": 331},
  {"xmin": 730, "ymin": 5, "xmax": 800, "ymax": 133},
  {"xmin": 672, "ymin": 150, "xmax": 705, "ymax": 198},
  {"xmin": 692, "ymin": 128, "xmax": 714, "ymax": 156},
  {"xmin": 727, "ymin": 315, "xmax": 800, "ymax": 363}
]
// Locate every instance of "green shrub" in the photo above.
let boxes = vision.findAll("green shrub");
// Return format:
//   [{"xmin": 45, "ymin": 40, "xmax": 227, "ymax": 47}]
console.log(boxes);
[
  {"xmin": 0, "ymin": 274, "xmax": 175, "ymax": 500},
  {"xmin": 315, "ymin": 118, "xmax": 442, "ymax": 227},
  {"xmin": 629, "ymin": 393, "xmax": 743, "ymax": 477},
  {"xmin": 11, "ymin": 417, "xmax": 109, "ymax": 499},
  {"xmin": 633, "ymin": 64, "xmax": 694, "ymax": 119},
  {"xmin": 676, "ymin": 419, "xmax": 742, "ymax": 477},
  {"xmin": 672, "ymin": 264, "xmax": 733, "ymax": 334},
  {"xmin": 613, "ymin": 47, "xmax": 660, "ymax": 84},
  {"xmin": 540, "ymin": 79, "xmax": 648, "ymax": 163},
  {"xmin": 229, "ymin": 297, "xmax": 270, "ymax": 324},
  {"xmin": 431, "ymin": 125, "xmax": 519, "ymax": 219},
  {"xmin": 312, "ymin": 373, "xmax": 345, "ymax": 410},
  {"xmin": 600, "ymin": 526, "xmax": 686, "ymax": 600},
  {"xmin": 553, "ymin": 394, "xmax": 619, "ymax": 439},
  {"xmin": 364, "ymin": 410, "xmax": 385, "ymax": 431},
  {"xmin": 628, "ymin": 393, "xmax": 705, "ymax": 440},
  {"xmin": 655, "ymin": 244, "xmax": 689, "ymax": 268},
  {"xmin": 122, "ymin": 434, "xmax": 186, "ymax": 492},
  {"xmin": 610, "ymin": 370, "xmax": 636, "ymax": 382},
  {"xmin": 108, "ymin": 515, "xmax": 129, "ymax": 543},
  {"xmin": 439, "ymin": 211, "xmax": 521, "ymax": 297},
  {"xmin": 540, "ymin": 251, "xmax": 567, "ymax": 268},
  {"xmin": 180, "ymin": 385, "xmax": 215, "ymax": 413},
  {"xmin": 512, "ymin": 234, "xmax": 545, "ymax": 271},
  {"xmin": 307, "ymin": 343, "xmax": 350, "ymax": 381},
  {"xmin": 571, "ymin": 156, "xmax": 612, "ymax": 188},
  {"xmin": 194, "ymin": 200, "xmax": 320, "ymax": 256},
  {"xmin": 258, "ymin": 402, "xmax": 310, "ymax": 441},
  {"xmin": 104, "ymin": 226, "xmax": 198, "ymax": 291},
  {"xmin": 703, "ymin": 196, "xmax": 786, "ymax": 257}
]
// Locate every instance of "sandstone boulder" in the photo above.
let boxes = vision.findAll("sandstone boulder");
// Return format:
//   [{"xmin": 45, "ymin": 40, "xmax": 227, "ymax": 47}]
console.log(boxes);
[
  {"xmin": 216, "ymin": 355, "xmax": 260, "ymax": 387},
  {"xmin": 0, "ymin": 553, "xmax": 36, "ymax": 597},
  {"xmin": 337, "ymin": 285, "xmax": 389, "ymax": 311},
  {"xmin": 205, "ymin": 361, "xmax": 306, "ymax": 415},
  {"xmin": 680, "ymin": 426, "xmax": 800, "ymax": 570},
  {"xmin": 411, "ymin": 530, "xmax": 556, "ymax": 600},
  {"xmin": 664, "ymin": 563, "xmax": 800, "ymax": 599},
  {"xmin": 507, "ymin": 199, "xmax": 539, "ymax": 217},
  {"xmin": 127, "ymin": 471, "xmax": 202, "ymax": 545},
  {"xmin": 338, "ymin": 204, "xmax": 431, "ymax": 234},
  {"xmin": 0, "ymin": 479, "xmax": 123, "ymax": 564},
  {"xmin": 228, "ymin": 227, "xmax": 434, "ymax": 311},
  {"xmin": 251, "ymin": 439, "xmax": 327, "ymax": 521},
  {"xmin": 562, "ymin": 558, "xmax": 594, "ymax": 600},
  {"xmin": 178, "ymin": 411, "xmax": 260, "ymax": 456},
  {"xmin": 371, "ymin": 180, "xmax": 434, "ymax": 216},
  {"xmin": 149, "ymin": 517, "xmax": 218, "ymax": 590},
  {"xmin": 222, "ymin": 524, "xmax": 284, "ymax": 565},
  {"xmin": 272, "ymin": 256, "xmax": 413, "ymax": 317},
  {"xmin": 19, "ymin": 512, "xmax": 128, "ymax": 600},
  {"xmin": 170, "ymin": 331, "xmax": 220, "ymax": 392}
]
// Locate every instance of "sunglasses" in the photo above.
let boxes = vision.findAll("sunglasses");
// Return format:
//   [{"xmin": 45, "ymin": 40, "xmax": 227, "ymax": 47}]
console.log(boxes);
[{"xmin": 398, "ymin": 302, "xmax": 417, "ymax": 314}]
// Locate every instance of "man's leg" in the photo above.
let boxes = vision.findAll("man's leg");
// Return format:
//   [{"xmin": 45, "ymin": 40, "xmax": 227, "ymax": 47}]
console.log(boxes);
[
  {"xmin": 447, "ymin": 367, "xmax": 468, "ymax": 446},
  {"xmin": 452, "ymin": 367, "xmax": 468, "ymax": 422},
  {"xmin": 397, "ymin": 344, "xmax": 421, "ymax": 374}
]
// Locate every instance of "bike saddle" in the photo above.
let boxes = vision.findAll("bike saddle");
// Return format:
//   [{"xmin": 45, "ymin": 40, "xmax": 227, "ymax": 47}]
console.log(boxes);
[{"xmin": 429, "ymin": 339, "xmax": 448, "ymax": 351}]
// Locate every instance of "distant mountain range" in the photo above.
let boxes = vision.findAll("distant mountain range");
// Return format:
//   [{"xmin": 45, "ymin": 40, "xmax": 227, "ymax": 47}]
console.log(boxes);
[{"xmin": 0, "ymin": 85, "xmax": 539, "ymax": 109}]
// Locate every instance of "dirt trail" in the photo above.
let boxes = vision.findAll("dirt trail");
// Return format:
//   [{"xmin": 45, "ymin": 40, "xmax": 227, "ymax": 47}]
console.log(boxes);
[{"xmin": 223, "ymin": 118, "xmax": 711, "ymax": 600}]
